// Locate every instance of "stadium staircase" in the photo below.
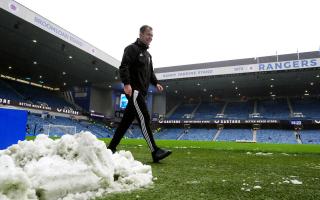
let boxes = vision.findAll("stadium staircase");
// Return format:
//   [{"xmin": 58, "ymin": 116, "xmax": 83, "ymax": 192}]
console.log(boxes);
[
  {"xmin": 293, "ymin": 130, "xmax": 302, "ymax": 144},
  {"xmin": 213, "ymin": 128, "xmax": 222, "ymax": 141},
  {"xmin": 252, "ymin": 129, "xmax": 257, "ymax": 142},
  {"xmin": 177, "ymin": 130, "xmax": 186, "ymax": 140},
  {"xmin": 286, "ymin": 97, "xmax": 294, "ymax": 115},
  {"xmin": 220, "ymin": 102, "xmax": 228, "ymax": 114},
  {"xmin": 190, "ymin": 102, "xmax": 201, "ymax": 118},
  {"xmin": 166, "ymin": 102, "xmax": 182, "ymax": 119},
  {"xmin": 62, "ymin": 91, "xmax": 84, "ymax": 111}
]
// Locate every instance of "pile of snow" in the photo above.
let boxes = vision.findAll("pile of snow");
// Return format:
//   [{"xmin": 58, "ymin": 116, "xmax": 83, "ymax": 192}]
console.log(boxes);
[{"xmin": 0, "ymin": 132, "xmax": 153, "ymax": 200}]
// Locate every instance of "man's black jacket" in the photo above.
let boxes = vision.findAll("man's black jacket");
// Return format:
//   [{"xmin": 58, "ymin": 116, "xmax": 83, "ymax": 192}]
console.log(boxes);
[{"xmin": 119, "ymin": 38, "xmax": 158, "ymax": 97}]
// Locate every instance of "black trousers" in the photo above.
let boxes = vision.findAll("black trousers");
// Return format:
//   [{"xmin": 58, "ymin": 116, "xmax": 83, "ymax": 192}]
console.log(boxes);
[{"xmin": 108, "ymin": 90, "xmax": 158, "ymax": 152}]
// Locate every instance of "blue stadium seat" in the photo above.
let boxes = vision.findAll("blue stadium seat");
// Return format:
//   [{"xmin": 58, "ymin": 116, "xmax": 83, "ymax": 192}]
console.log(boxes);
[
  {"xmin": 193, "ymin": 102, "xmax": 224, "ymax": 119},
  {"xmin": 179, "ymin": 128, "xmax": 215, "ymax": 141},
  {"xmin": 224, "ymin": 101, "xmax": 254, "ymax": 119},
  {"xmin": 0, "ymin": 79, "xmax": 23, "ymax": 101},
  {"xmin": 258, "ymin": 98, "xmax": 290, "ymax": 119},
  {"xmin": 216, "ymin": 129, "xmax": 253, "ymax": 141},
  {"xmin": 256, "ymin": 129, "xmax": 296, "ymax": 144},
  {"xmin": 154, "ymin": 128, "xmax": 184, "ymax": 140},
  {"xmin": 299, "ymin": 130, "xmax": 320, "ymax": 144},
  {"xmin": 124, "ymin": 125, "xmax": 145, "ymax": 139},
  {"xmin": 169, "ymin": 104, "xmax": 197, "ymax": 119},
  {"xmin": 290, "ymin": 97, "xmax": 320, "ymax": 119},
  {"xmin": 2, "ymin": 79, "xmax": 75, "ymax": 109}
]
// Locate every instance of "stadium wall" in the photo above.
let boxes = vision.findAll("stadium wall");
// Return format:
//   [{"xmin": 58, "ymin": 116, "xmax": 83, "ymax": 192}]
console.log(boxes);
[
  {"xmin": 89, "ymin": 87, "xmax": 114, "ymax": 117},
  {"xmin": 152, "ymin": 93, "xmax": 166, "ymax": 116}
]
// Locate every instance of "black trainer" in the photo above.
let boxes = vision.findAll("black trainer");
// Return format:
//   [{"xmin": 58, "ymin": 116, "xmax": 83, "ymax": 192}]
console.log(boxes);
[{"xmin": 152, "ymin": 148, "xmax": 172, "ymax": 163}]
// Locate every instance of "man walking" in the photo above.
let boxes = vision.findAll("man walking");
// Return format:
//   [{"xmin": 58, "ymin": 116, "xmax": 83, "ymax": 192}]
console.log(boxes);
[{"xmin": 108, "ymin": 25, "xmax": 172, "ymax": 163}]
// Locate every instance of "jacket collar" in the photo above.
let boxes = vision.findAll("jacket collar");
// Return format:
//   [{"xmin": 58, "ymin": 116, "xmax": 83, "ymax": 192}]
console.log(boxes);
[{"xmin": 134, "ymin": 38, "xmax": 149, "ymax": 50}]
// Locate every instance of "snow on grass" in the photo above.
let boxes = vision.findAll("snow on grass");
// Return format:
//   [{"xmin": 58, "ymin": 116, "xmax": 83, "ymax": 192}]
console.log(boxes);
[
  {"xmin": 290, "ymin": 179, "xmax": 303, "ymax": 185},
  {"xmin": 0, "ymin": 132, "xmax": 153, "ymax": 200},
  {"xmin": 253, "ymin": 186, "xmax": 262, "ymax": 189},
  {"xmin": 280, "ymin": 176, "xmax": 303, "ymax": 185},
  {"xmin": 186, "ymin": 180, "xmax": 200, "ymax": 185},
  {"xmin": 283, "ymin": 180, "xmax": 290, "ymax": 184},
  {"xmin": 255, "ymin": 152, "xmax": 273, "ymax": 156}
]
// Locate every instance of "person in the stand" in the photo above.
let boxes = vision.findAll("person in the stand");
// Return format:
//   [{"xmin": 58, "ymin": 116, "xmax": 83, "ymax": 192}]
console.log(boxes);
[
  {"xmin": 108, "ymin": 25, "xmax": 172, "ymax": 163},
  {"xmin": 26, "ymin": 124, "xmax": 30, "ymax": 135}
]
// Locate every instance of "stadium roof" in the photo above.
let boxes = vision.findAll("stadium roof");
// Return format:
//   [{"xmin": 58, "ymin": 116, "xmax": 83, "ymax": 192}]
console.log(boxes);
[
  {"xmin": 156, "ymin": 52, "xmax": 320, "ymax": 100},
  {"xmin": 155, "ymin": 51, "xmax": 320, "ymax": 73},
  {"xmin": 0, "ymin": 0, "xmax": 120, "ymax": 89}
]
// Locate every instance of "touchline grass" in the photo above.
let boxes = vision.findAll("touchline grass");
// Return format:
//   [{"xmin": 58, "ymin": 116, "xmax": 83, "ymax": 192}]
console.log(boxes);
[{"xmin": 98, "ymin": 139, "xmax": 320, "ymax": 200}]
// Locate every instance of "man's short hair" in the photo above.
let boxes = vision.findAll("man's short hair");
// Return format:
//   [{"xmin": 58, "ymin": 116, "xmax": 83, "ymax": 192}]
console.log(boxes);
[{"xmin": 140, "ymin": 25, "xmax": 152, "ymax": 33}]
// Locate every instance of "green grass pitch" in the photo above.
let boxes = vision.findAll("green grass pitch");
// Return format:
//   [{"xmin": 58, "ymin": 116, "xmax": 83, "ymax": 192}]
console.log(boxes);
[{"xmin": 98, "ymin": 139, "xmax": 320, "ymax": 200}]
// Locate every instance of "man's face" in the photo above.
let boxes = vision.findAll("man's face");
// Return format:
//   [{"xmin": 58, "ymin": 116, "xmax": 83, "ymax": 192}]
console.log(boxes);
[{"xmin": 140, "ymin": 28, "xmax": 153, "ymax": 46}]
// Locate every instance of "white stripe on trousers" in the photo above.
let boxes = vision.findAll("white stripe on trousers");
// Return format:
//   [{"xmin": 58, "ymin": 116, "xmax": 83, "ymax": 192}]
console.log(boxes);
[{"xmin": 133, "ymin": 90, "xmax": 155, "ymax": 152}]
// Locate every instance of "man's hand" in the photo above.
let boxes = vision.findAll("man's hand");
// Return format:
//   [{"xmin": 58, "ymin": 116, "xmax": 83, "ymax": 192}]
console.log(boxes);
[
  {"xmin": 156, "ymin": 83, "xmax": 163, "ymax": 92},
  {"xmin": 124, "ymin": 84, "xmax": 132, "ymax": 97}
]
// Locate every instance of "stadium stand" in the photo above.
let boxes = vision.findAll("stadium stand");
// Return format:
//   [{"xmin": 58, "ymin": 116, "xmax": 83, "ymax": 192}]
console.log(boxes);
[
  {"xmin": 193, "ymin": 102, "xmax": 224, "ymax": 119},
  {"xmin": 2, "ymin": 79, "xmax": 320, "ymax": 144},
  {"xmin": 179, "ymin": 128, "xmax": 216, "ymax": 141},
  {"xmin": 154, "ymin": 128, "xmax": 184, "ymax": 140},
  {"xmin": 152, "ymin": 128, "xmax": 320, "ymax": 144},
  {"xmin": 0, "ymin": 79, "xmax": 23, "ymax": 101},
  {"xmin": 290, "ymin": 97, "xmax": 320, "ymax": 118},
  {"xmin": 168, "ymin": 98, "xmax": 298, "ymax": 120},
  {"xmin": 124, "ymin": 125, "xmax": 145, "ymax": 139},
  {"xmin": 26, "ymin": 113, "xmax": 113, "ymax": 138},
  {"xmin": 26, "ymin": 113, "xmax": 50, "ymax": 135},
  {"xmin": 256, "ymin": 129, "xmax": 297, "ymax": 144},
  {"xmin": 258, "ymin": 98, "xmax": 290, "ymax": 119},
  {"xmin": 299, "ymin": 130, "xmax": 320, "ymax": 144},
  {"xmin": 1, "ymin": 79, "xmax": 75, "ymax": 109},
  {"xmin": 169, "ymin": 104, "xmax": 197, "ymax": 119},
  {"xmin": 224, "ymin": 101, "xmax": 254, "ymax": 119},
  {"xmin": 216, "ymin": 129, "xmax": 253, "ymax": 141}
]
